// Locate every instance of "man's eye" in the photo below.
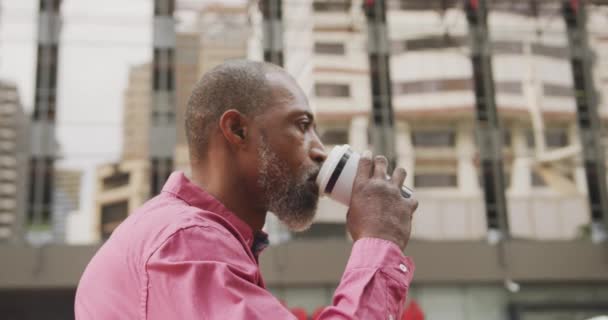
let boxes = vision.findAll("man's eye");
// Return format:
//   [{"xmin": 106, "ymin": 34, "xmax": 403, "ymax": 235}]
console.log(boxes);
[{"xmin": 298, "ymin": 121, "xmax": 311, "ymax": 132}]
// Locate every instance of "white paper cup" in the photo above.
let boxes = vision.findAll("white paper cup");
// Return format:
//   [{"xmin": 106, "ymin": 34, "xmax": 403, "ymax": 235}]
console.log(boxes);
[{"xmin": 316, "ymin": 145, "xmax": 414, "ymax": 207}]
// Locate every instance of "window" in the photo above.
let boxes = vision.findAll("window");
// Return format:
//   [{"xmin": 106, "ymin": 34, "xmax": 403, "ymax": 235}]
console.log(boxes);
[
  {"xmin": 402, "ymin": 35, "xmax": 466, "ymax": 52},
  {"xmin": 531, "ymin": 43, "xmax": 569, "ymax": 59},
  {"xmin": 0, "ymin": 170, "xmax": 17, "ymax": 182},
  {"xmin": 414, "ymin": 173, "xmax": 457, "ymax": 188},
  {"xmin": 154, "ymin": 0, "xmax": 175, "ymax": 15},
  {"xmin": 543, "ymin": 83, "xmax": 574, "ymax": 98},
  {"xmin": 496, "ymin": 81, "xmax": 522, "ymax": 95},
  {"xmin": 27, "ymin": 157, "xmax": 54, "ymax": 225},
  {"xmin": 103, "ymin": 172, "xmax": 130, "ymax": 190},
  {"xmin": 0, "ymin": 156, "xmax": 17, "ymax": 168},
  {"xmin": 531, "ymin": 171, "xmax": 547, "ymax": 187},
  {"xmin": 393, "ymin": 78, "xmax": 471, "ymax": 95},
  {"xmin": 545, "ymin": 128, "xmax": 569, "ymax": 148},
  {"xmin": 313, "ymin": 0, "xmax": 350, "ymax": 12},
  {"xmin": 479, "ymin": 170, "xmax": 511, "ymax": 189},
  {"xmin": 33, "ymin": 91, "xmax": 57, "ymax": 121},
  {"xmin": 153, "ymin": 48, "xmax": 175, "ymax": 91},
  {"xmin": 40, "ymin": 0, "xmax": 61, "ymax": 12},
  {"xmin": 413, "ymin": 130, "xmax": 456, "ymax": 147},
  {"xmin": 526, "ymin": 128, "xmax": 569, "ymax": 148},
  {"xmin": 493, "ymin": 41, "xmax": 524, "ymax": 55},
  {"xmin": 320, "ymin": 128, "xmax": 349, "ymax": 145},
  {"xmin": 473, "ymin": 128, "xmax": 511, "ymax": 147},
  {"xmin": 315, "ymin": 83, "xmax": 350, "ymax": 98},
  {"xmin": 33, "ymin": 44, "xmax": 58, "ymax": 121},
  {"xmin": 314, "ymin": 42, "xmax": 345, "ymax": 55},
  {"xmin": 100, "ymin": 201, "xmax": 129, "ymax": 240},
  {"xmin": 395, "ymin": 0, "xmax": 458, "ymax": 11},
  {"xmin": 0, "ymin": 128, "xmax": 16, "ymax": 140},
  {"xmin": 151, "ymin": 157, "xmax": 173, "ymax": 195},
  {"xmin": 526, "ymin": 130, "xmax": 535, "ymax": 148},
  {"xmin": 491, "ymin": 1, "xmax": 536, "ymax": 15}
]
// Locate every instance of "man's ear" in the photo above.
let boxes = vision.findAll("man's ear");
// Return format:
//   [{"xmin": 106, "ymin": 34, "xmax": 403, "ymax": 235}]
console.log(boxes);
[{"xmin": 219, "ymin": 109, "xmax": 248, "ymax": 146}]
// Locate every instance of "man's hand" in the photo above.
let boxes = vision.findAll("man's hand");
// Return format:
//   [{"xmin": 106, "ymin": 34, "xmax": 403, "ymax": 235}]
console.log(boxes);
[{"xmin": 346, "ymin": 151, "xmax": 418, "ymax": 251}]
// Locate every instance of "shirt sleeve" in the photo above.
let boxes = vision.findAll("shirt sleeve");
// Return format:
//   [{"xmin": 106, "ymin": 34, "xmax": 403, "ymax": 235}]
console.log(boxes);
[
  {"xmin": 145, "ymin": 227, "xmax": 414, "ymax": 320},
  {"xmin": 316, "ymin": 237, "xmax": 415, "ymax": 320}
]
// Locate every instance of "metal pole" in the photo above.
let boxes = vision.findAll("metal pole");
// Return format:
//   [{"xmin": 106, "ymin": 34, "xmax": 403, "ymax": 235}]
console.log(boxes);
[
  {"xmin": 261, "ymin": 0, "xmax": 284, "ymax": 66},
  {"xmin": 363, "ymin": 0, "xmax": 397, "ymax": 168},
  {"xmin": 465, "ymin": 0, "xmax": 510, "ymax": 242},
  {"xmin": 150, "ymin": 0, "xmax": 176, "ymax": 196},
  {"xmin": 27, "ymin": 0, "xmax": 62, "ymax": 242},
  {"xmin": 562, "ymin": 0, "xmax": 608, "ymax": 243}
]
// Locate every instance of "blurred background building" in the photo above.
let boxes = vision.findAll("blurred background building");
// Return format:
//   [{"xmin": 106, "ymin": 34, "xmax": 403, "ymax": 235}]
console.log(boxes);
[
  {"xmin": 0, "ymin": 81, "xmax": 28, "ymax": 242},
  {"xmin": 1, "ymin": 0, "xmax": 608, "ymax": 319}
]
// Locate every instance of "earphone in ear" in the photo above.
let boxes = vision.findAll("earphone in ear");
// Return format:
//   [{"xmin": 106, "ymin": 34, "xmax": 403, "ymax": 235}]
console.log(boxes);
[{"xmin": 235, "ymin": 129, "xmax": 245, "ymax": 139}]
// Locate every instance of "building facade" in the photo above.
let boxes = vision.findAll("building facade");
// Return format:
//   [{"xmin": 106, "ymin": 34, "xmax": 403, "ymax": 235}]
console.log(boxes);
[
  {"xmin": 51, "ymin": 168, "xmax": 82, "ymax": 242},
  {"xmin": 93, "ymin": 62, "xmax": 152, "ymax": 241},
  {"xmin": 94, "ymin": 160, "xmax": 150, "ymax": 241},
  {"xmin": 302, "ymin": 0, "xmax": 608, "ymax": 243},
  {"xmin": 0, "ymin": 81, "xmax": 28, "ymax": 243}
]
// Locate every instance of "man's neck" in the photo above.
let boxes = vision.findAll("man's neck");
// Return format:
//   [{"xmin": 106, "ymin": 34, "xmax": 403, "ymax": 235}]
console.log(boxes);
[{"xmin": 191, "ymin": 165, "xmax": 267, "ymax": 233}]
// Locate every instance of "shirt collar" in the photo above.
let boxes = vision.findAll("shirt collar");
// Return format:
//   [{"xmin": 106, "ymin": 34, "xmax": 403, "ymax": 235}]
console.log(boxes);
[{"xmin": 162, "ymin": 171, "xmax": 262, "ymax": 249}]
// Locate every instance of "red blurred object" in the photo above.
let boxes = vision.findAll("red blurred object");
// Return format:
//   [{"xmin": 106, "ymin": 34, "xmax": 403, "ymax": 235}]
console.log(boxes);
[
  {"xmin": 402, "ymin": 301, "xmax": 424, "ymax": 320},
  {"xmin": 365, "ymin": 0, "xmax": 375, "ymax": 6},
  {"xmin": 570, "ymin": 0, "xmax": 579, "ymax": 11},
  {"xmin": 312, "ymin": 306, "xmax": 325, "ymax": 320},
  {"xmin": 469, "ymin": 0, "xmax": 479, "ymax": 10},
  {"xmin": 290, "ymin": 307, "xmax": 308, "ymax": 320}
]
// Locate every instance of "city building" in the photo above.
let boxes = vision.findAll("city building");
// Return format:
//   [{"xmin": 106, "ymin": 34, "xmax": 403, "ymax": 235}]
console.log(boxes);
[
  {"xmin": 122, "ymin": 63, "xmax": 153, "ymax": 161},
  {"xmin": 94, "ymin": 160, "xmax": 149, "ymax": 241},
  {"xmin": 302, "ymin": 0, "xmax": 608, "ymax": 243},
  {"xmin": 0, "ymin": 81, "xmax": 28, "ymax": 242},
  {"xmin": 51, "ymin": 168, "xmax": 83, "ymax": 242},
  {"xmin": 91, "ymin": 62, "xmax": 152, "ymax": 241}
]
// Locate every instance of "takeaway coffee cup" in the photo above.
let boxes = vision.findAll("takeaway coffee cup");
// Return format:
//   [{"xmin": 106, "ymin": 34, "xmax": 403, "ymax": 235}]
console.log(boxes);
[{"xmin": 316, "ymin": 145, "xmax": 414, "ymax": 207}]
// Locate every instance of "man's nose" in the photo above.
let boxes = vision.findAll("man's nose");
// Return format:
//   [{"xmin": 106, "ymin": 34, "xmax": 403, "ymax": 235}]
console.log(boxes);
[{"xmin": 310, "ymin": 134, "xmax": 327, "ymax": 164}]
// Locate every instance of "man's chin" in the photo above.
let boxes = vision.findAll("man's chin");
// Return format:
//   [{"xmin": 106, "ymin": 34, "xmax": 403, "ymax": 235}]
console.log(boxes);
[
  {"xmin": 285, "ymin": 217, "xmax": 315, "ymax": 232},
  {"xmin": 274, "ymin": 206, "xmax": 317, "ymax": 232}
]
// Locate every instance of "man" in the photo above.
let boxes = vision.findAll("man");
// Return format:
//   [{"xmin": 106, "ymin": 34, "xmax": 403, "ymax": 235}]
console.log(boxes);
[{"xmin": 75, "ymin": 60, "xmax": 418, "ymax": 319}]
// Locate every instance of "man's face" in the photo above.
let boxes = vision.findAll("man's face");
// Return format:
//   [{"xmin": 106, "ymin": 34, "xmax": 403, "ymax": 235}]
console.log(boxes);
[{"xmin": 251, "ymin": 72, "xmax": 326, "ymax": 231}]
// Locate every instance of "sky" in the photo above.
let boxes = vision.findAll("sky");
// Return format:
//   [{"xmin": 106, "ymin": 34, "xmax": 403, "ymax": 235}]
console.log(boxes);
[{"xmin": 0, "ymin": 0, "xmax": 241, "ymax": 220}]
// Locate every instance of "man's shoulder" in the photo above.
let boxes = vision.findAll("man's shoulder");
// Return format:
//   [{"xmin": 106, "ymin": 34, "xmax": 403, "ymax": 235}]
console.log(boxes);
[
  {"xmin": 133, "ymin": 197, "xmax": 246, "ymax": 260},
  {"xmin": 145, "ymin": 217, "xmax": 251, "ymax": 267}
]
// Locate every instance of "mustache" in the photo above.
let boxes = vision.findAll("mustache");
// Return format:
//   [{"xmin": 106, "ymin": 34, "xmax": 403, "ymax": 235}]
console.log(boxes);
[{"xmin": 305, "ymin": 166, "xmax": 321, "ymax": 182}]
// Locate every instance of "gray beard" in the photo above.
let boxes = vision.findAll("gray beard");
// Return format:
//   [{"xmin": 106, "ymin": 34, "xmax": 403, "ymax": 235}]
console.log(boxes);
[{"xmin": 257, "ymin": 137, "xmax": 320, "ymax": 232}]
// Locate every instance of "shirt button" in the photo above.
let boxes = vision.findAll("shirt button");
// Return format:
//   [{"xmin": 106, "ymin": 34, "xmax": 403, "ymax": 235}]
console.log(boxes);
[
  {"xmin": 388, "ymin": 315, "xmax": 394, "ymax": 320},
  {"xmin": 399, "ymin": 263, "xmax": 408, "ymax": 273}
]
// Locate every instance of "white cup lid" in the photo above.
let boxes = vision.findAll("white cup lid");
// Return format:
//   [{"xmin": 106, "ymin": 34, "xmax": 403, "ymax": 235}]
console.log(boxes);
[{"xmin": 317, "ymin": 144, "xmax": 350, "ymax": 194}]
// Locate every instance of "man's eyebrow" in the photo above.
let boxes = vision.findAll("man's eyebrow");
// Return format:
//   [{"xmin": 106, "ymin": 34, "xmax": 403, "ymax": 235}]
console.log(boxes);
[{"xmin": 290, "ymin": 110, "xmax": 315, "ymax": 122}]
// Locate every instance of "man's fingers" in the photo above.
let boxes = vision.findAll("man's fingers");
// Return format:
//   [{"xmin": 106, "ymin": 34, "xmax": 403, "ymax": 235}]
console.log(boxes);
[
  {"xmin": 373, "ymin": 156, "xmax": 388, "ymax": 179},
  {"xmin": 408, "ymin": 199, "xmax": 419, "ymax": 221},
  {"xmin": 391, "ymin": 167, "xmax": 407, "ymax": 187},
  {"xmin": 354, "ymin": 150, "xmax": 374, "ymax": 183}
]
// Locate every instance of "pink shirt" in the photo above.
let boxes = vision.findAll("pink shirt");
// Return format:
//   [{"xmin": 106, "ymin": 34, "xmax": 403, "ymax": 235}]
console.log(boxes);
[{"xmin": 75, "ymin": 171, "xmax": 415, "ymax": 319}]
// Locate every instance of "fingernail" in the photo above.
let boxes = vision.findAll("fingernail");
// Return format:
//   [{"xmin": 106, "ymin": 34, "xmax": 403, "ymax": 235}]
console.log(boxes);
[{"xmin": 362, "ymin": 150, "xmax": 372, "ymax": 159}]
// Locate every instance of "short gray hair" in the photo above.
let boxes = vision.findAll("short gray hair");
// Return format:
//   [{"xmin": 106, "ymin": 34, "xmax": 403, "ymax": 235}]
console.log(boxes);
[{"xmin": 185, "ymin": 60, "xmax": 283, "ymax": 159}]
